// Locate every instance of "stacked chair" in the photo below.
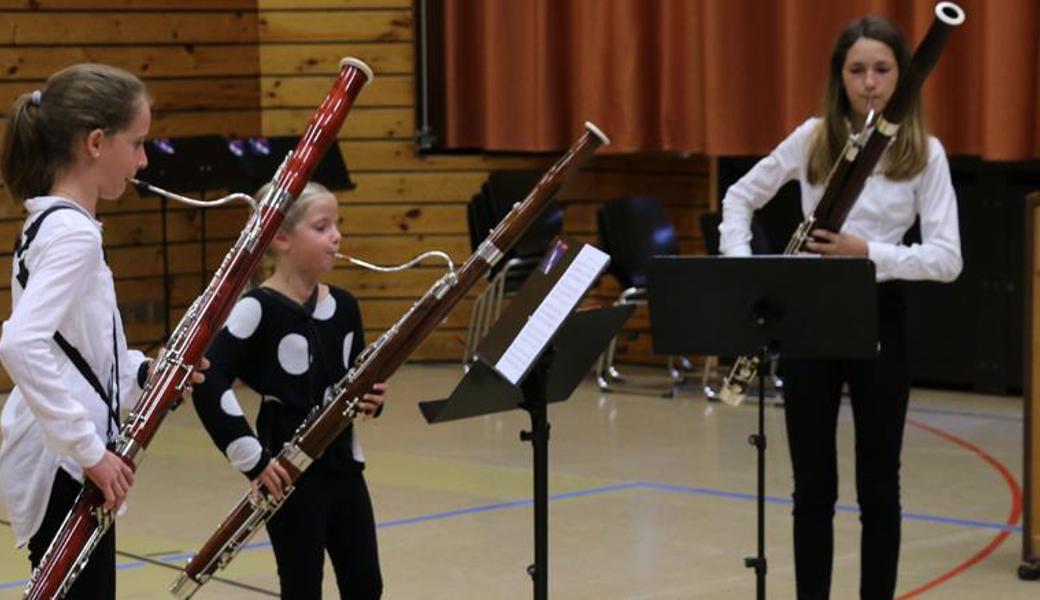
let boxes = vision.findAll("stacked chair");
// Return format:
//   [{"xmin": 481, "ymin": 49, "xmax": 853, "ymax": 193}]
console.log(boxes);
[
  {"xmin": 462, "ymin": 171, "xmax": 565, "ymax": 364},
  {"xmin": 594, "ymin": 195, "xmax": 683, "ymax": 392}
]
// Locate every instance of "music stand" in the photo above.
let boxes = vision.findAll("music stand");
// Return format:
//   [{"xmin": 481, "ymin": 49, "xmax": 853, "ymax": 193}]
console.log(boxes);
[
  {"xmin": 228, "ymin": 135, "xmax": 355, "ymax": 191},
  {"xmin": 648, "ymin": 256, "xmax": 878, "ymax": 600},
  {"xmin": 420, "ymin": 238, "xmax": 632, "ymax": 600},
  {"xmin": 135, "ymin": 136, "xmax": 249, "ymax": 347}
]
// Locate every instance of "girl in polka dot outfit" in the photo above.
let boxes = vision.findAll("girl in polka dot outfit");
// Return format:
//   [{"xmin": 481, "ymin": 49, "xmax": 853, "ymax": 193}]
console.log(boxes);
[{"xmin": 192, "ymin": 181, "xmax": 387, "ymax": 599}]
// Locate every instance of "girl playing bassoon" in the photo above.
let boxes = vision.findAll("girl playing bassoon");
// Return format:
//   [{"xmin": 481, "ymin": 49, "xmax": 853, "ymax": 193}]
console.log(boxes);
[
  {"xmin": 719, "ymin": 15, "xmax": 962, "ymax": 600},
  {"xmin": 192, "ymin": 181, "xmax": 387, "ymax": 599},
  {"xmin": 0, "ymin": 63, "xmax": 205, "ymax": 599}
]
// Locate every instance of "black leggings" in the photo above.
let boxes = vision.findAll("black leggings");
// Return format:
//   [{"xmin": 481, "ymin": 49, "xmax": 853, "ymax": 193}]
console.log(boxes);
[
  {"xmin": 28, "ymin": 468, "xmax": 116, "ymax": 600},
  {"xmin": 781, "ymin": 282, "xmax": 910, "ymax": 600},
  {"xmin": 265, "ymin": 465, "xmax": 382, "ymax": 599}
]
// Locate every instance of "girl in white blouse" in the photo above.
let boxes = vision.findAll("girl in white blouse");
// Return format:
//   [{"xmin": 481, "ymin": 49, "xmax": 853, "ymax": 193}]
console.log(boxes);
[
  {"xmin": 719, "ymin": 16, "xmax": 962, "ymax": 600},
  {"xmin": 0, "ymin": 64, "xmax": 203, "ymax": 599}
]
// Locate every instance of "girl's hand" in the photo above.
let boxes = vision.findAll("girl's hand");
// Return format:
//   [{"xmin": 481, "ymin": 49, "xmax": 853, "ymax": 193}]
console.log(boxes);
[
  {"xmin": 85, "ymin": 450, "xmax": 134, "ymax": 510},
  {"xmin": 359, "ymin": 382, "xmax": 388, "ymax": 419},
  {"xmin": 191, "ymin": 357, "xmax": 210, "ymax": 385},
  {"xmin": 804, "ymin": 229, "xmax": 869, "ymax": 257},
  {"xmin": 251, "ymin": 458, "xmax": 293, "ymax": 501},
  {"xmin": 147, "ymin": 352, "xmax": 209, "ymax": 386}
]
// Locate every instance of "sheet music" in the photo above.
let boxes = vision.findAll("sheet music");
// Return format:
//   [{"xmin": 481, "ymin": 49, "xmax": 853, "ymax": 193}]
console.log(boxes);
[{"xmin": 495, "ymin": 244, "xmax": 609, "ymax": 384}]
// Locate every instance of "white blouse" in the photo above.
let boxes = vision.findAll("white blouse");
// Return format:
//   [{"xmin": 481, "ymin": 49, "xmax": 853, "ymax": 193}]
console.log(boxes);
[
  {"xmin": 0, "ymin": 196, "xmax": 147, "ymax": 547},
  {"xmin": 719, "ymin": 117, "xmax": 962, "ymax": 283}
]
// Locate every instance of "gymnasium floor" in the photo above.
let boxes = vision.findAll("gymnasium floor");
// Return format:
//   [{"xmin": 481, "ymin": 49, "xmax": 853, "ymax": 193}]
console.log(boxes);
[{"xmin": 0, "ymin": 363, "xmax": 1035, "ymax": 599}]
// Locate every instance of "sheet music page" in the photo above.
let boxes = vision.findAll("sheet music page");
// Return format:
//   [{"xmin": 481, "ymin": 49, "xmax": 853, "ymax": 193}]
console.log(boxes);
[{"xmin": 495, "ymin": 244, "xmax": 609, "ymax": 384}]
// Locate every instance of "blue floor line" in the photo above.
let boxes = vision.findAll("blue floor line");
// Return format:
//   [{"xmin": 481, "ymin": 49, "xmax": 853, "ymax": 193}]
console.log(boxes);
[
  {"xmin": 633, "ymin": 481, "xmax": 1021, "ymax": 533},
  {"xmin": 0, "ymin": 479, "xmax": 1018, "ymax": 590}
]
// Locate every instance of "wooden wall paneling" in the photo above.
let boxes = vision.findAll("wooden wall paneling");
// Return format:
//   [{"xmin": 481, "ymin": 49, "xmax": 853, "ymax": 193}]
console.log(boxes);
[
  {"xmin": 0, "ymin": 12, "xmax": 257, "ymax": 45},
  {"xmin": 258, "ymin": 0, "xmax": 410, "ymax": 8},
  {"xmin": 339, "ymin": 140, "xmax": 553, "ymax": 172},
  {"xmin": 0, "ymin": 0, "xmax": 268, "ymax": 388},
  {"xmin": 258, "ymin": 9, "xmax": 412, "ymax": 44},
  {"xmin": 260, "ymin": 74, "xmax": 411, "ymax": 108},
  {"xmin": 0, "ymin": 44, "xmax": 261, "ymax": 80},
  {"xmin": 0, "ymin": 112, "xmax": 259, "ymax": 142},
  {"xmin": 0, "ymin": 1, "xmax": 254, "ymax": 8},
  {"xmin": 343, "ymin": 172, "xmax": 487, "ymax": 203},
  {"xmin": 258, "ymin": 42, "xmax": 413, "ymax": 75},
  {"xmin": 262, "ymin": 106, "xmax": 413, "ymax": 138}
]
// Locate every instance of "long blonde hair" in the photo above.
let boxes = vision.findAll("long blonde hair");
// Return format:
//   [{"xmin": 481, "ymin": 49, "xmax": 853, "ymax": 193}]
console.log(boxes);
[{"xmin": 807, "ymin": 16, "xmax": 928, "ymax": 184}]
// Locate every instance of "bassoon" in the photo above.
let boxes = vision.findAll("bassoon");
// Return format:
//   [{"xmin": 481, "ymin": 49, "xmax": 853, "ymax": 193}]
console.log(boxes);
[
  {"xmin": 23, "ymin": 57, "xmax": 373, "ymax": 600},
  {"xmin": 715, "ymin": 1, "xmax": 965, "ymax": 406},
  {"xmin": 170, "ymin": 121, "xmax": 611, "ymax": 598}
]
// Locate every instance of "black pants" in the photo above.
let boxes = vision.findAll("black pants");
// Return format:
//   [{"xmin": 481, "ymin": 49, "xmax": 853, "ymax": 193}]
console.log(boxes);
[
  {"xmin": 28, "ymin": 468, "xmax": 116, "ymax": 600},
  {"xmin": 265, "ymin": 464, "xmax": 382, "ymax": 599},
  {"xmin": 781, "ymin": 282, "xmax": 910, "ymax": 600}
]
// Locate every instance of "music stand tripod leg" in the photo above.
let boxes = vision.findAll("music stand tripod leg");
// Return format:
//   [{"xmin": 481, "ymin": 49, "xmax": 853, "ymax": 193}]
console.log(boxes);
[{"xmin": 744, "ymin": 344, "xmax": 769, "ymax": 600}]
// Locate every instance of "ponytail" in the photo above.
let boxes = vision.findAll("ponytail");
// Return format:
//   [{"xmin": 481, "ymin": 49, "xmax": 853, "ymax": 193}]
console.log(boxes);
[{"xmin": 1, "ymin": 92, "xmax": 51, "ymax": 201}]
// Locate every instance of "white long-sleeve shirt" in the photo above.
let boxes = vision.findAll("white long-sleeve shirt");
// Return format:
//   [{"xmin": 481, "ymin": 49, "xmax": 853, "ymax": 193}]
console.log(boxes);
[
  {"xmin": 719, "ymin": 117, "xmax": 962, "ymax": 282},
  {"xmin": 0, "ymin": 196, "xmax": 147, "ymax": 547}
]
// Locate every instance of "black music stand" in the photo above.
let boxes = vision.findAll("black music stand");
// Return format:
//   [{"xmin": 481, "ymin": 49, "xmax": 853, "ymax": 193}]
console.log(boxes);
[
  {"xmin": 420, "ymin": 239, "xmax": 631, "ymax": 600},
  {"xmin": 135, "ymin": 136, "xmax": 249, "ymax": 348},
  {"xmin": 228, "ymin": 135, "xmax": 355, "ymax": 191},
  {"xmin": 648, "ymin": 256, "xmax": 878, "ymax": 600}
]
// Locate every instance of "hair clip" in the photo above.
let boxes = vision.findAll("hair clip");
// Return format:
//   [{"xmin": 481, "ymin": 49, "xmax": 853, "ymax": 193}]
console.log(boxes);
[{"xmin": 30, "ymin": 90, "xmax": 42, "ymax": 107}]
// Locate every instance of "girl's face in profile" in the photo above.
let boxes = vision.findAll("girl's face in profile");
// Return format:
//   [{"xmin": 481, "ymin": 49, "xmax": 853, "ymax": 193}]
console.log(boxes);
[
  {"xmin": 95, "ymin": 97, "xmax": 150, "ymax": 200},
  {"xmin": 281, "ymin": 193, "xmax": 343, "ymax": 276}
]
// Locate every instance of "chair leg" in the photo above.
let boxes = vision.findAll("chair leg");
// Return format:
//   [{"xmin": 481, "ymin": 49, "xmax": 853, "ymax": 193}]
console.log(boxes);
[
  {"xmin": 701, "ymin": 355, "xmax": 720, "ymax": 400},
  {"xmin": 700, "ymin": 355, "xmax": 714, "ymax": 387},
  {"xmin": 769, "ymin": 357, "xmax": 783, "ymax": 391},
  {"xmin": 667, "ymin": 356, "xmax": 684, "ymax": 383},
  {"xmin": 603, "ymin": 333, "xmax": 625, "ymax": 382},
  {"xmin": 768, "ymin": 357, "xmax": 784, "ymax": 406},
  {"xmin": 491, "ymin": 269, "xmax": 506, "ymax": 320},
  {"xmin": 463, "ymin": 289, "xmax": 488, "ymax": 367},
  {"xmin": 595, "ymin": 351, "xmax": 613, "ymax": 392},
  {"xmin": 479, "ymin": 277, "xmax": 499, "ymax": 345}
]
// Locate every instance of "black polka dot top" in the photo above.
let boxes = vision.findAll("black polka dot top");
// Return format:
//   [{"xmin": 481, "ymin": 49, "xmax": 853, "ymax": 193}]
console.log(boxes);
[{"xmin": 192, "ymin": 285, "xmax": 367, "ymax": 479}]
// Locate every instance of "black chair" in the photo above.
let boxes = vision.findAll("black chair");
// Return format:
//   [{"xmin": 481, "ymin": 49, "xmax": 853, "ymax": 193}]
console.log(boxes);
[
  {"xmin": 462, "ymin": 171, "xmax": 565, "ymax": 364},
  {"xmin": 698, "ymin": 210, "xmax": 773, "ymax": 257},
  {"xmin": 594, "ymin": 196, "xmax": 681, "ymax": 391}
]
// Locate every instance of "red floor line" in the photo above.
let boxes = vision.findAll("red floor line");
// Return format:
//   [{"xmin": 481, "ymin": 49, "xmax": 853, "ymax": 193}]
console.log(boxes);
[{"xmin": 895, "ymin": 418, "xmax": 1023, "ymax": 599}]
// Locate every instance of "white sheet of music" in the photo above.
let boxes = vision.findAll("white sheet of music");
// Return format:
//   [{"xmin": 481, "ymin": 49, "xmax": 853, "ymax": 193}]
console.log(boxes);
[{"xmin": 495, "ymin": 244, "xmax": 609, "ymax": 384}]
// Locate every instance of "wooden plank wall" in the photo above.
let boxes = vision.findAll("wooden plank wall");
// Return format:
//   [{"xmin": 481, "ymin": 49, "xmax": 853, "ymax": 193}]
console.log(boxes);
[
  {"xmin": 0, "ymin": 0, "xmax": 711, "ymax": 391},
  {"xmin": 0, "ymin": 0, "xmax": 264, "ymax": 392}
]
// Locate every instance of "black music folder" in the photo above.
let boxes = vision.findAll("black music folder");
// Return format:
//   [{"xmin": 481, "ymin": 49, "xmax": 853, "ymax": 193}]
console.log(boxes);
[{"xmin": 648, "ymin": 256, "xmax": 878, "ymax": 359}]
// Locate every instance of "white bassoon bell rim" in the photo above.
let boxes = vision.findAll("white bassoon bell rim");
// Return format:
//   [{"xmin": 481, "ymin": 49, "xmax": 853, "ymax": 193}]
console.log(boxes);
[
  {"xmin": 339, "ymin": 57, "xmax": 375, "ymax": 84},
  {"xmin": 935, "ymin": 2, "xmax": 966, "ymax": 26},
  {"xmin": 584, "ymin": 121, "xmax": 611, "ymax": 146}
]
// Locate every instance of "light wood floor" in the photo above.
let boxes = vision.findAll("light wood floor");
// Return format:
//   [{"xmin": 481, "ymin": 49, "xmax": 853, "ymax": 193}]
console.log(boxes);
[{"xmin": 0, "ymin": 364, "xmax": 1036, "ymax": 599}]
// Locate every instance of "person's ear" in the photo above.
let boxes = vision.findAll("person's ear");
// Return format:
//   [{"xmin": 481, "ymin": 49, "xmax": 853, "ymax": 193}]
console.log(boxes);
[
  {"xmin": 84, "ymin": 128, "xmax": 104, "ymax": 160},
  {"xmin": 271, "ymin": 228, "xmax": 291, "ymax": 253}
]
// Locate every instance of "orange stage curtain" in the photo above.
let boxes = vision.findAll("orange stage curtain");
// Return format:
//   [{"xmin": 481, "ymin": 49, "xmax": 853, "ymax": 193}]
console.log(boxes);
[{"xmin": 441, "ymin": 0, "xmax": 1040, "ymax": 159}]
